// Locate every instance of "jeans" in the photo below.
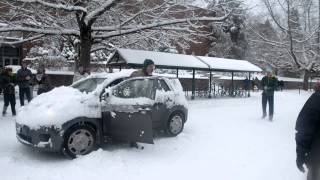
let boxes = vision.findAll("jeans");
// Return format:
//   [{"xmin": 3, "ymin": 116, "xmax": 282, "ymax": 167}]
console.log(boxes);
[
  {"xmin": 19, "ymin": 87, "xmax": 31, "ymax": 106},
  {"xmin": 3, "ymin": 94, "xmax": 16, "ymax": 115},
  {"xmin": 262, "ymin": 93, "xmax": 274, "ymax": 117}
]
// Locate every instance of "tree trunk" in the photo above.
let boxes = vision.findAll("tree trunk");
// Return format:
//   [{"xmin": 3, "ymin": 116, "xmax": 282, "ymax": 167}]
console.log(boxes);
[
  {"xmin": 303, "ymin": 69, "xmax": 310, "ymax": 90},
  {"xmin": 79, "ymin": 26, "xmax": 92, "ymax": 72}
]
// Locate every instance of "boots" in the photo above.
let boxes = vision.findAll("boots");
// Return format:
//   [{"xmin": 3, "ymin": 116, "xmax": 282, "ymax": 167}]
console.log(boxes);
[{"xmin": 2, "ymin": 106, "xmax": 8, "ymax": 116}]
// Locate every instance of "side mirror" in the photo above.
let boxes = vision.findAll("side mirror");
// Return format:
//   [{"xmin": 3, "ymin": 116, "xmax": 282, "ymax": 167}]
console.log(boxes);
[{"xmin": 100, "ymin": 89, "xmax": 111, "ymax": 102}]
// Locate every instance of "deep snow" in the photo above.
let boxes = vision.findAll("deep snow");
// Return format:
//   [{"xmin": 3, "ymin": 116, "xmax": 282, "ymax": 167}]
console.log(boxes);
[{"xmin": 0, "ymin": 90, "xmax": 310, "ymax": 180}]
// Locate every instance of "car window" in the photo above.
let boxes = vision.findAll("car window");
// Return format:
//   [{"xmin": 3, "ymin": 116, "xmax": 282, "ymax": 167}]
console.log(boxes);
[
  {"xmin": 169, "ymin": 78, "xmax": 183, "ymax": 92},
  {"xmin": 106, "ymin": 78, "xmax": 125, "ymax": 88},
  {"xmin": 113, "ymin": 79, "xmax": 155, "ymax": 99},
  {"xmin": 71, "ymin": 78, "xmax": 105, "ymax": 93},
  {"xmin": 157, "ymin": 79, "xmax": 170, "ymax": 92}
]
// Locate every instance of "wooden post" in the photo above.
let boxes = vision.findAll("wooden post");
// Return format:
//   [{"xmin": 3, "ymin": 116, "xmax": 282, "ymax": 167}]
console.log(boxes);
[{"xmin": 176, "ymin": 69, "xmax": 179, "ymax": 78}]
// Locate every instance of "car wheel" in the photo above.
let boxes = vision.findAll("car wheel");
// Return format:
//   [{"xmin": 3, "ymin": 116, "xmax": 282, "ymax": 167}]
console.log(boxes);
[
  {"xmin": 63, "ymin": 125, "xmax": 96, "ymax": 158},
  {"xmin": 166, "ymin": 113, "xmax": 184, "ymax": 137}
]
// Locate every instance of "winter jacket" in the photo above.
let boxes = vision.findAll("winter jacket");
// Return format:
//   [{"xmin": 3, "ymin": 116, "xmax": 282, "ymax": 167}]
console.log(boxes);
[
  {"xmin": 261, "ymin": 76, "xmax": 278, "ymax": 95},
  {"xmin": 130, "ymin": 69, "xmax": 150, "ymax": 77},
  {"xmin": 35, "ymin": 73, "xmax": 52, "ymax": 94},
  {"xmin": 1, "ymin": 74, "xmax": 16, "ymax": 95},
  {"xmin": 17, "ymin": 68, "xmax": 32, "ymax": 88},
  {"xmin": 296, "ymin": 92, "xmax": 320, "ymax": 161}
]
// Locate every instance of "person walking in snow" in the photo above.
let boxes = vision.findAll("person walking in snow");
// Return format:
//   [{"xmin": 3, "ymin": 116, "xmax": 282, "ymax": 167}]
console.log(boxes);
[
  {"xmin": 261, "ymin": 70, "xmax": 278, "ymax": 121},
  {"xmin": 130, "ymin": 59, "xmax": 155, "ymax": 77},
  {"xmin": 295, "ymin": 82, "xmax": 320, "ymax": 180},
  {"xmin": 2, "ymin": 68, "xmax": 16, "ymax": 116},
  {"xmin": 17, "ymin": 61, "xmax": 33, "ymax": 106}
]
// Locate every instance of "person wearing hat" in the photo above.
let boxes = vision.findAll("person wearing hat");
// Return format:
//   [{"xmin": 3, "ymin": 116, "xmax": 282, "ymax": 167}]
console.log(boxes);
[
  {"xmin": 1, "ymin": 68, "xmax": 16, "ymax": 116},
  {"xmin": 295, "ymin": 82, "xmax": 320, "ymax": 180},
  {"xmin": 129, "ymin": 59, "xmax": 155, "ymax": 149},
  {"xmin": 261, "ymin": 70, "xmax": 278, "ymax": 121},
  {"xmin": 130, "ymin": 59, "xmax": 155, "ymax": 77}
]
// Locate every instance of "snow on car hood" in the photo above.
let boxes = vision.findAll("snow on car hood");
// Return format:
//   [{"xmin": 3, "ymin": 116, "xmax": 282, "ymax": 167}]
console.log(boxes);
[{"xmin": 16, "ymin": 86, "xmax": 101, "ymax": 130}]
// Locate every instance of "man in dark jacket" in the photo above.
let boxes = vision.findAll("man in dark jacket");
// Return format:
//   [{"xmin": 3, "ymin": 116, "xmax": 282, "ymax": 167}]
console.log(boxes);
[
  {"xmin": 129, "ymin": 59, "xmax": 155, "ymax": 149},
  {"xmin": 261, "ymin": 71, "xmax": 278, "ymax": 121},
  {"xmin": 17, "ymin": 61, "xmax": 32, "ymax": 106},
  {"xmin": 35, "ymin": 67, "xmax": 52, "ymax": 95},
  {"xmin": 296, "ymin": 83, "xmax": 320, "ymax": 180},
  {"xmin": 2, "ymin": 68, "xmax": 16, "ymax": 116},
  {"xmin": 0, "ymin": 66, "xmax": 4, "ymax": 95},
  {"xmin": 130, "ymin": 59, "xmax": 155, "ymax": 77}
]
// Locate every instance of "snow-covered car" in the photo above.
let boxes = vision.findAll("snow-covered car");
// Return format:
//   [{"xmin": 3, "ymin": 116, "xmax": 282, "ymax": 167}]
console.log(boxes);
[{"xmin": 15, "ymin": 70, "xmax": 188, "ymax": 158}]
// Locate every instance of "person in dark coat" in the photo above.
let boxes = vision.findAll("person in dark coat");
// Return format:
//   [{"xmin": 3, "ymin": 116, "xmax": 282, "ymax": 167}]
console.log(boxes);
[
  {"xmin": 0, "ymin": 66, "xmax": 4, "ymax": 95},
  {"xmin": 17, "ymin": 61, "xmax": 33, "ymax": 106},
  {"xmin": 296, "ymin": 82, "xmax": 320, "ymax": 180},
  {"xmin": 129, "ymin": 59, "xmax": 155, "ymax": 149},
  {"xmin": 35, "ymin": 67, "xmax": 52, "ymax": 95},
  {"xmin": 2, "ymin": 68, "xmax": 16, "ymax": 116},
  {"xmin": 261, "ymin": 71, "xmax": 278, "ymax": 121},
  {"xmin": 130, "ymin": 59, "xmax": 155, "ymax": 77}
]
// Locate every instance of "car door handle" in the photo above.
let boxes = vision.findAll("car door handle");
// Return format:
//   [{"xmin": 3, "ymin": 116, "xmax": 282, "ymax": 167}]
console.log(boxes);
[{"xmin": 138, "ymin": 107, "xmax": 151, "ymax": 113}]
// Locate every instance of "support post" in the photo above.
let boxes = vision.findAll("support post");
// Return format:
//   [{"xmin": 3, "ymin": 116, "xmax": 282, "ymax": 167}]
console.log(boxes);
[
  {"xmin": 209, "ymin": 71, "xmax": 212, "ymax": 98},
  {"xmin": 176, "ymin": 69, "xmax": 179, "ymax": 78},
  {"xmin": 248, "ymin": 72, "xmax": 251, "ymax": 97},
  {"xmin": 231, "ymin": 72, "xmax": 234, "ymax": 97},
  {"xmin": 192, "ymin": 69, "xmax": 195, "ymax": 100}
]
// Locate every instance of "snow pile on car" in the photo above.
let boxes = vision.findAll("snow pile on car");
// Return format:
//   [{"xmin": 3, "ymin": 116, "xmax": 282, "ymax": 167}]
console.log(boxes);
[{"xmin": 16, "ymin": 86, "xmax": 100, "ymax": 130}]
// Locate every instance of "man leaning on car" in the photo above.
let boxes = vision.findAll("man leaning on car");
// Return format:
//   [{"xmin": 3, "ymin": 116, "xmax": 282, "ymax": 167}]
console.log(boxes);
[
  {"xmin": 130, "ymin": 59, "xmax": 155, "ymax": 78},
  {"xmin": 129, "ymin": 59, "xmax": 155, "ymax": 148}
]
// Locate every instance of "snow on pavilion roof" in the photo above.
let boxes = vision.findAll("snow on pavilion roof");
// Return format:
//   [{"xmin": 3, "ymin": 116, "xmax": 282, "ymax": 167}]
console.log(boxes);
[
  {"xmin": 197, "ymin": 56, "xmax": 262, "ymax": 72},
  {"xmin": 108, "ymin": 48, "xmax": 262, "ymax": 72}
]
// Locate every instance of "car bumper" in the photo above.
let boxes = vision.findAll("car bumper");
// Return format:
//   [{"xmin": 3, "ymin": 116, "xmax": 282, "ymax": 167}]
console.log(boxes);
[{"xmin": 16, "ymin": 123, "xmax": 64, "ymax": 152}]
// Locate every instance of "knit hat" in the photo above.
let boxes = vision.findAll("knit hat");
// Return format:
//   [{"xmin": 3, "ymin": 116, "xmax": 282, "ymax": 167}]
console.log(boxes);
[{"xmin": 143, "ymin": 59, "xmax": 154, "ymax": 69}]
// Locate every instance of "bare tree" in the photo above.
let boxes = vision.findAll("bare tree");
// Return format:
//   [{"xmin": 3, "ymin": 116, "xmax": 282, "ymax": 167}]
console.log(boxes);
[
  {"xmin": 247, "ymin": 0, "xmax": 320, "ymax": 90},
  {"xmin": 0, "ymin": 0, "xmax": 233, "ymax": 71}
]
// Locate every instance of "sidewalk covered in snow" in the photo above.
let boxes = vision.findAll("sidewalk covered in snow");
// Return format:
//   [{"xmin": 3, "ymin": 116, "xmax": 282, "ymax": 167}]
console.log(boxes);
[{"xmin": 107, "ymin": 48, "xmax": 262, "ymax": 99}]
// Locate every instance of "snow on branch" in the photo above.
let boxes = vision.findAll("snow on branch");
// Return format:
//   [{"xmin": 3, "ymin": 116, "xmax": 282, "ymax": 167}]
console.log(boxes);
[
  {"xmin": 85, "ymin": 0, "xmax": 117, "ymax": 26},
  {"xmin": 93, "ymin": 12, "xmax": 232, "ymax": 39},
  {"xmin": 18, "ymin": 0, "xmax": 87, "ymax": 13},
  {"xmin": 0, "ymin": 27, "xmax": 79, "ymax": 36},
  {"xmin": 0, "ymin": 34, "xmax": 45, "ymax": 45}
]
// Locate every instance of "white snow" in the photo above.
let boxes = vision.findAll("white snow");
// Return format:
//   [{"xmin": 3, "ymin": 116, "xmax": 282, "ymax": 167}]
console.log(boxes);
[
  {"xmin": 16, "ymin": 86, "xmax": 101, "ymax": 130},
  {"xmin": 197, "ymin": 56, "xmax": 262, "ymax": 72},
  {"xmin": 109, "ymin": 49, "xmax": 262, "ymax": 72},
  {"xmin": 0, "ymin": 90, "xmax": 310, "ymax": 180},
  {"xmin": 111, "ymin": 48, "xmax": 209, "ymax": 70},
  {"xmin": 0, "ymin": 90, "xmax": 309, "ymax": 180}
]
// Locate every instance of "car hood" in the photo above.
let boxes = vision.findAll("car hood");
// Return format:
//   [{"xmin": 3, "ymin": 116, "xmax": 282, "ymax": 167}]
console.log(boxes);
[{"xmin": 16, "ymin": 86, "xmax": 101, "ymax": 130}]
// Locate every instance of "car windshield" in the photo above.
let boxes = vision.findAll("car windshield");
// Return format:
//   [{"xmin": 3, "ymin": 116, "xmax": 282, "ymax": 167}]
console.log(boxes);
[{"xmin": 71, "ymin": 78, "xmax": 106, "ymax": 93}]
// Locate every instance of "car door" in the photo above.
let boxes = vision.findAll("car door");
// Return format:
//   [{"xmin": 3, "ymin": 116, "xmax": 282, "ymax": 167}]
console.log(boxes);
[
  {"xmin": 101, "ymin": 78, "xmax": 156, "ymax": 144},
  {"xmin": 152, "ymin": 79, "xmax": 173, "ymax": 129}
]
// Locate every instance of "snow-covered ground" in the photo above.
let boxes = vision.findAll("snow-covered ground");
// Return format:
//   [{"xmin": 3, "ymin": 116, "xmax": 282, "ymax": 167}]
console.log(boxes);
[{"xmin": 0, "ymin": 90, "xmax": 310, "ymax": 180}]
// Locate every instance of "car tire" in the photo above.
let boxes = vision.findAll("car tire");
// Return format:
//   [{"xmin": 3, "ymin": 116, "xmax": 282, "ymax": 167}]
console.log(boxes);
[
  {"xmin": 166, "ymin": 112, "xmax": 185, "ymax": 137},
  {"xmin": 63, "ymin": 125, "xmax": 96, "ymax": 158}
]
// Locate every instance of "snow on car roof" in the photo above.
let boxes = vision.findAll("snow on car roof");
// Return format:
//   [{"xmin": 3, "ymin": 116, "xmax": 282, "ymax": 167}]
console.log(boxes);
[{"xmin": 197, "ymin": 56, "xmax": 262, "ymax": 72}]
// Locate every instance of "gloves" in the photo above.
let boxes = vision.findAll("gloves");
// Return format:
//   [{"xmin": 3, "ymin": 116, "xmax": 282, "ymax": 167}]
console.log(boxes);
[{"xmin": 296, "ymin": 152, "xmax": 309, "ymax": 173}]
